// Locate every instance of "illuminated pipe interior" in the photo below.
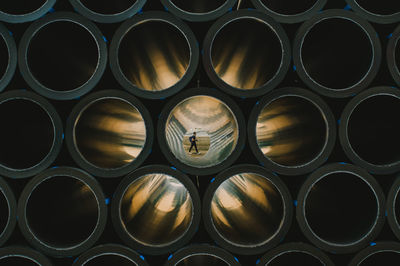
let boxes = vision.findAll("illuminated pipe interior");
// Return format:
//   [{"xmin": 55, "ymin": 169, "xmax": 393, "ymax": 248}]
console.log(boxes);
[
  {"xmin": 74, "ymin": 98, "xmax": 146, "ymax": 169},
  {"xmin": 257, "ymin": 0, "xmax": 318, "ymax": 15},
  {"xmin": 0, "ymin": 99, "xmax": 54, "ymax": 169},
  {"xmin": 358, "ymin": 251, "xmax": 400, "ymax": 266},
  {"xmin": 78, "ymin": 0, "xmax": 137, "ymax": 14},
  {"xmin": 0, "ymin": 190, "xmax": 9, "ymax": 236},
  {"xmin": 256, "ymin": 96, "xmax": 327, "ymax": 167},
  {"xmin": 83, "ymin": 254, "xmax": 138, "ymax": 266},
  {"xmin": 0, "ymin": 35, "xmax": 8, "ymax": 80},
  {"xmin": 354, "ymin": 0, "xmax": 400, "ymax": 15},
  {"xmin": 169, "ymin": 0, "xmax": 227, "ymax": 13},
  {"xmin": 266, "ymin": 251, "xmax": 324, "ymax": 266},
  {"xmin": 0, "ymin": 256, "xmax": 39, "ymax": 266},
  {"xmin": 0, "ymin": 0, "xmax": 46, "ymax": 15}
]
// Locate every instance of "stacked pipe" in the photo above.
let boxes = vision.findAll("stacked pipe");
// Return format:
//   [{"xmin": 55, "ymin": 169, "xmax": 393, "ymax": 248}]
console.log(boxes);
[{"xmin": 0, "ymin": 0, "xmax": 399, "ymax": 265}]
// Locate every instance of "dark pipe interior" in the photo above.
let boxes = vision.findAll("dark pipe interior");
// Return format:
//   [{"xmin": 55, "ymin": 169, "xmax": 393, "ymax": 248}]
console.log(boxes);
[
  {"xmin": 355, "ymin": 0, "xmax": 400, "ymax": 15},
  {"xmin": 301, "ymin": 18, "xmax": 373, "ymax": 89},
  {"xmin": 211, "ymin": 173, "xmax": 284, "ymax": 246},
  {"xmin": 79, "ymin": 0, "xmax": 137, "ymax": 14},
  {"xmin": 348, "ymin": 95, "xmax": 400, "ymax": 165},
  {"xmin": 259, "ymin": 0, "xmax": 318, "ymax": 15},
  {"xmin": 0, "ymin": 190, "xmax": 9, "ymax": 236},
  {"xmin": 176, "ymin": 255, "xmax": 228, "ymax": 266},
  {"xmin": 170, "ymin": 0, "xmax": 226, "ymax": 13},
  {"xmin": 0, "ymin": 35, "xmax": 8, "ymax": 81},
  {"xmin": 0, "ymin": 99, "xmax": 54, "ymax": 169},
  {"xmin": 0, "ymin": 257, "xmax": 39, "ymax": 266},
  {"xmin": 305, "ymin": 172, "xmax": 378, "ymax": 244},
  {"xmin": 74, "ymin": 98, "xmax": 146, "ymax": 169},
  {"xmin": 267, "ymin": 251, "xmax": 323, "ymax": 266},
  {"xmin": 0, "ymin": 0, "xmax": 46, "ymax": 15},
  {"xmin": 84, "ymin": 255, "xmax": 136, "ymax": 266},
  {"xmin": 211, "ymin": 18, "xmax": 282, "ymax": 90},
  {"xmin": 27, "ymin": 21, "xmax": 98, "ymax": 91},
  {"xmin": 256, "ymin": 96, "xmax": 327, "ymax": 166},
  {"xmin": 359, "ymin": 251, "xmax": 400, "ymax": 266},
  {"xmin": 26, "ymin": 176, "xmax": 99, "ymax": 248},
  {"xmin": 118, "ymin": 20, "xmax": 190, "ymax": 92}
]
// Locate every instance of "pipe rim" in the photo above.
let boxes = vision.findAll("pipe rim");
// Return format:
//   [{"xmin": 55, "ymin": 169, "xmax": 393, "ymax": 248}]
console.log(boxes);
[
  {"xmin": 0, "ymin": 0, "xmax": 56, "ymax": 23},
  {"xmin": 250, "ymin": 0, "xmax": 327, "ymax": 24},
  {"xmin": 69, "ymin": 0, "xmax": 147, "ymax": 23},
  {"xmin": 0, "ymin": 246, "xmax": 52, "ymax": 266},
  {"xmin": 111, "ymin": 165, "xmax": 201, "ymax": 255},
  {"xmin": 386, "ymin": 178, "xmax": 400, "ymax": 240},
  {"xmin": 72, "ymin": 244, "xmax": 149, "ymax": 266},
  {"xmin": 157, "ymin": 87, "xmax": 246, "ymax": 175},
  {"xmin": 110, "ymin": 11, "xmax": 199, "ymax": 100},
  {"xmin": 0, "ymin": 177, "xmax": 16, "ymax": 247},
  {"xmin": 296, "ymin": 163, "xmax": 385, "ymax": 254},
  {"xmin": 248, "ymin": 87, "xmax": 336, "ymax": 175},
  {"xmin": 0, "ymin": 23, "xmax": 17, "ymax": 92},
  {"xmin": 17, "ymin": 167, "xmax": 107, "ymax": 257},
  {"xmin": 164, "ymin": 244, "xmax": 240, "ymax": 266},
  {"xmin": 387, "ymin": 25, "xmax": 400, "ymax": 87},
  {"xmin": 339, "ymin": 86, "xmax": 400, "ymax": 174},
  {"xmin": 66, "ymin": 90, "xmax": 153, "ymax": 178},
  {"xmin": 345, "ymin": 0, "xmax": 400, "ymax": 24},
  {"xmin": 202, "ymin": 164, "xmax": 293, "ymax": 255},
  {"xmin": 18, "ymin": 12, "xmax": 107, "ymax": 100},
  {"xmin": 349, "ymin": 241, "xmax": 400, "ymax": 266},
  {"xmin": 202, "ymin": 10, "xmax": 291, "ymax": 98},
  {"xmin": 160, "ymin": 0, "xmax": 237, "ymax": 22},
  {"xmin": 293, "ymin": 9, "xmax": 381, "ymax": 98},
  {"xmin": 0, "ymin": 90, "xmax": 63, "ymax": 179}
]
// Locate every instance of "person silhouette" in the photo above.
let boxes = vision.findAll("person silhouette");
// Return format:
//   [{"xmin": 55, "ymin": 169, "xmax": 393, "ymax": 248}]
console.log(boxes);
[{"xmin": 189, "ymin": 132, "xmax": 199, "ymax": 154}]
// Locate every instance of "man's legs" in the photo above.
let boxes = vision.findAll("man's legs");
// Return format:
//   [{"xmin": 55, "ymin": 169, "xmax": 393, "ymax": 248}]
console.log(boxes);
[{"xmin": 189, "ymin": 142, "xmax": 194, "ymax": 152}]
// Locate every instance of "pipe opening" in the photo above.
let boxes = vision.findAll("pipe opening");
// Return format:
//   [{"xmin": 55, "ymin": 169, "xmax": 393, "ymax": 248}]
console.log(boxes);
[
  {"xmin": 84, "ymin": 255, "xmax": 136, "ymax": 266},
  {"xmin": 360, "ymin": 251, "xmax": 400, "ymax": 266},
  {"xmin": 0, "ymin": 0, "xmax": 46, "ymax": 15},
  {"xmin": 0, "ymin": 190, "xmax": 9, "ymax": 236},
  {"xmin": 354, "ymin": 0, "xmax": 400, "ymax": 16},
  {"xmin": 0, "ymin": 35, "xmax": 8, "ymax": 81},
  {"xmin": 118, "ymin": 20, "xmax": 190, "ymax": 92},
  {"xmin": 211, "ymin": 18, "xmax": 282, "ymax": 90},
  {"xmin": 176, "ymin": 255, "xmax": 228, "ymax": 266},
  {"xmin": 301, "ymin": 18, "xmax": 373, "ymax": 89},
  {"xmin": 120, "ymin": 174, "xmax": 193, "ymax": 246},
  {"xmin": 0, "ymin": 99, "xmax": 54, "ymax": 170},
  {"xmin": 258, "ymin": 0, "xmax": 318, "ymax": 15},
  {"xmin": 0, "ymin": 256, "xmax": 39, "ymax": 266},
  {"xmin": 170, "ymin": 0, "xmax": 227, "ymax": 13},
  {"xmin": 348, "ymin": 95, "xmax": 400, "ymax": 165},
  {"xmin": 74, "ymin": 98, "xmax": 146, "ymax": 169},
  {"xmin": 267, "ymin": 251, "xmax": 323, "ymax": 266},
  {"xmin": 211, "ymin": 173, "xmax": 284, "ymax": 246},
  {"xmin": 26, "ymin": 176, "xmax": 99, "ymax": 248},
  {"xmin": 256, "ymin": 96, "xmax": 327, "ymax": 167},
  {"xmin": 27, "ymin": 21, "xmax": 99, "ymax": 92},
  {"xmin": 305, "ymin": 172, "xmax": 378, "ymax": 244},
  {"xmin": 79, "ymin": 0, "xmax": 137, "ymax": 15},
  {"xmin": 165, "ymin": 96, "xmax": 239, "ymax": 168}
]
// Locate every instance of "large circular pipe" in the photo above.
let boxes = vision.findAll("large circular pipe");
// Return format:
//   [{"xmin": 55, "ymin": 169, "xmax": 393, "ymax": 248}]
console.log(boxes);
[
  {"xmin": 111, "ymin": 165, "xmax": 201, "ymax": 255},
  {"xmin": 248, "ymin": 87, "xmax": 336, "ymax": 175},
  {"xmin": 0, "ymin": 23, "xmax": 16, "ymax": 93},
  {"xmin": 69, "ymin": 0, "xmax": 146, "ymax": 23},
  {"xmin": 203, "ymin": 164, "xmax": 292, "ymax": 255},
  {"xmin": 17, "ymin": 167, "xmax": 107, "ymax": 257},
  {"xmin": 72, "ymin": 244, "xmax": 149, "ymax": 266},
  {"xmin": 296, "ymin": 163, "xmax": 385, "ymax": 254},
  {"xmin": 160, "ymin": 0, "xmax": 237, "ymax": 22},
  {"xmin": 0, "ymin": 177, "xmax": 16, "ymax": 247},
  {"xmin": 0, "ymin": 0, "xmax": 56, "ymax": 23},
  {"xmin": 250, "ymin": 0, "xmax": 327, "ymax": 24},
  {"xmin": 293, "ymin": 9, "xmax": 381, "ymax": 98},
  {"xmin": 18, "ymin": 12, "xmax": 107, "ymax": 100},
  {"xmin": 0, "ymin": 90, "xmax": 63, "ymax": 179},
  {"xmin": 164, "ymin": 244, "xmax": 241, "ymax": 266},
  {"xmin": 0, "ymin": 246, "xmax": 52, "ymax": 266},
  {"xmin": 66, "ymin": 90, "xmax": 153, "ymax": 178},
  {"xmin": 339, "ymin": 86, "xmax": 400, "ymax": 174},
  {"xmin": 157, "ymin": 87, "xmax": 246, "ymax": 175},
  {"xmin": 110, "ymin": 11, "xmax": 199, "ymax": 99},
  {"xmin": 386, "ymin": 177, "xmax": 400, "ymax": 240},
  {"xmin": 259, "ymin": 242, "xmax": 334, "ymax": 266},
  {"xmin": 349, "ymin": 242, "xmax": 400, "ymax": 266},
  {"xmin": 387, "ymin": 24, "xmax": 400, "ymax": 87},
  {"xmin": 202, "ymin": 10, "xmax": 291, "ymax": 98},
  {"xmin": 345, "ymin": 0, "xmax": 400, "ymax": 24}
]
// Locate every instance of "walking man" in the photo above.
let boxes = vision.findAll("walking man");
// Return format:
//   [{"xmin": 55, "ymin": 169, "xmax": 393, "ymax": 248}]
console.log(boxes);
[{"xmin": 189, "ymin": 132, "xmax": 199, "ymax": 154}]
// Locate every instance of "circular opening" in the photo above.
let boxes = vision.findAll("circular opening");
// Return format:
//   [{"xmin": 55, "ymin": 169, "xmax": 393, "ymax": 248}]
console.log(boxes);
[
  {"xmin": 0, "ymin": 256, "xmax": 39, "ymax": 266},
  {"xmin": 256, "ymin": 96, "xmax": 327, "ymax": 167},
  {"xmin": 165, "ymin": 96, "xmax": 239, "ymax": 168},
  {"xmin": 0, "ymin": 99, "xmax": 54, "ymax": 170},
  {"xmin": 305, "ymin": 172, "xmax": 378, "ymax": 244},
  {"xmin": 27, "ymin": 21, "xmax": 99, "ymax": 92},
  {"xmin": 79, "ymin": 0, "xmax": 137, "ymax": 15},
  {"xmin": 0, "ymin": 0, "xmax": 46, "ymax": 15},
  {"xmin": 348, "ymin": 95, "xmax": 400, "ymax": 165},
  {"xmin": 0, "ymin": 190, "xmax": 9, "ymax": 236},
  {"xmin": 176, "ymin": 255, "xmax": 228, "ymax": 266},
  {"xmin": 170, "ymin": 0, "xmax": 226, "ymax": 13},
  {"xmin": 118, "ymin": 20, "xmax": 190, "ymax": 92},
  {"xmin": 120, "ymin": 174, "xmax": 193, "ymax": 246},
  {"xmin": 211, "ymin": 173, "xmax": 284, "ymax": 246},
  {"xmin": 74, "ymin": 98, "xmax": 146, "ymax": 169},
  {"xmin": 211, "ymin": 18, "xmax": 282, "ymax": 90},
  {"xmin": 360, "ymin": 251, "xmax": 400, "ymax": 266},
  {"xmin": 0, "ymin": 35, "xmax": 9, "ymax": 81},
  {"xmin": 354, "ymin": 0, "xmax": 400, "ymax": 16},
  {"xmin": 258, "ymin": 0, "xmax": 318, "ymax": 15},
  {"xmin": 26, "ymin": 176, "xmax": 99, "ymax": 248},
  {"xmin": 301, "ymin": 18, "xmax": 373, "ymax": 89},
  {"xmin": 84, "ymin": 255, "xmax": 136, "ymax": 266},
  {"xmin": 267, "ymin": 251, "xmax": 323, "ymax": 266}
]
